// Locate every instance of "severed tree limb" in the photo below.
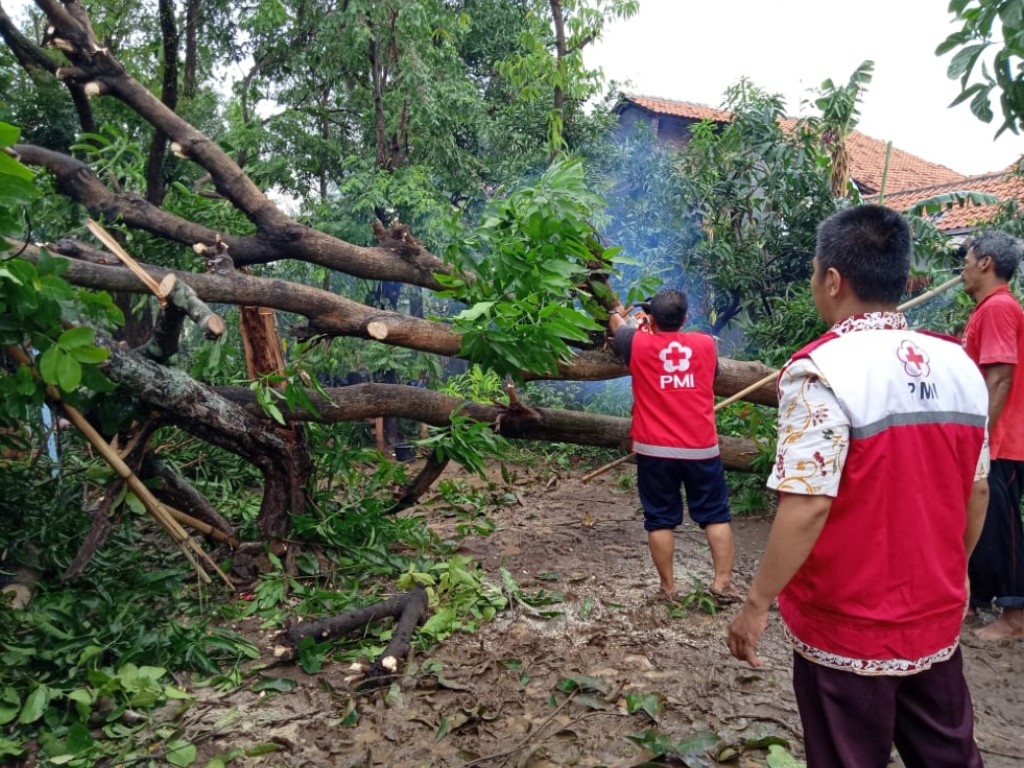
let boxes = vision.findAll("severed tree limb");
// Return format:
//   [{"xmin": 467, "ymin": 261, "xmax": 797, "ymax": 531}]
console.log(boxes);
[
  {"xmin": 141, "ymin": 274, "xmax": 224, "ymax": 362},
  {"xmin": 92, "ymin": 331, "xmax": 309, "ymax": 537},
  {"xmin": 141, "ymin": 455, "xmax": 236, "ymax": 542},
  {"xmin": 388, "ymin": 450, "xmax": 451, "ymax": 513},
  {"xmin": 275, "ymin": 586, "xmax": 429, "ymax": 689},
  {"xmin": 5, "ymin": 345, "xmax": 230, "ymax": 585},
  {"xmin": 64, "ymin": 418, "xmax": 162, "ymax": 580},
  {"xmin": 18, "ymin": 245, "xmax": 780, "ymax": 402},
  {"xmin": 216, "ymin": 383, "xmax": 762, "ymax": 472},
  {"xmin": 11, "ymin": 148, "xmax": 449, "ymax": 286}
]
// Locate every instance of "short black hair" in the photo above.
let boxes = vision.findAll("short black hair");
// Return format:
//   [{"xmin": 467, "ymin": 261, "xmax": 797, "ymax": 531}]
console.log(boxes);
[
  {"xmin": 641, "ymin": 289, "xmax": 688, "ymax": 331},
  {"xmin": 816, "ymin": 204, "xmax": 911, "ymax": 305},
  {"xmin": 967, "ymin": 230, "xmax": 1023, "ymax": 280}
]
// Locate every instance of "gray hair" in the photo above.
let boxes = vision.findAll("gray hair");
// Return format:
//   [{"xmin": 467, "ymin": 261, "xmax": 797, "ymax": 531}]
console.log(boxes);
[{"xmin": 969, "ymin": 230, "xmax": 1024, "ymax": 281}]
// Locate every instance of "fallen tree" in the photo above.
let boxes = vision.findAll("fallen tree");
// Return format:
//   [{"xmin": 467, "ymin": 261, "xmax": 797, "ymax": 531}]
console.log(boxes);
[{"xmin": 0, "ymin": 0, "xmax": 777, "ymax": 548}]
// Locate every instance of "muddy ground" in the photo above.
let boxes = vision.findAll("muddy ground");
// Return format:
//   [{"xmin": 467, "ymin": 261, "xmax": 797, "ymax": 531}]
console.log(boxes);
[{"xmin": 180, "ymin": 461, "xmax": 1024, "ymax": 768}]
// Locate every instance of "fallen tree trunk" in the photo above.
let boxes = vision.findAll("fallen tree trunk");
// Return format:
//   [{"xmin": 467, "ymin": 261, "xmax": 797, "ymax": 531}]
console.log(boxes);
[{"xmin": 215, "ymin": 383, "xmax": 763, "ymax": 472}]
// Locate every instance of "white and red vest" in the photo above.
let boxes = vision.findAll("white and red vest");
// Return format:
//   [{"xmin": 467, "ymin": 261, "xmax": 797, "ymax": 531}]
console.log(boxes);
[
  {"xmin": 778, "ymin": 328, "xmax": 987, "ymax": 674},
  {"xmin": 629, "ymin": 331, "xmax": 719, "ymax": 458}
]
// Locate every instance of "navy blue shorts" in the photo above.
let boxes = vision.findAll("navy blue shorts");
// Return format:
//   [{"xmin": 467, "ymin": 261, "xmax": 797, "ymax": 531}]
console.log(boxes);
[{"xmin": 636, "ymin": 454, "xmax": 731, "ymax": 531}]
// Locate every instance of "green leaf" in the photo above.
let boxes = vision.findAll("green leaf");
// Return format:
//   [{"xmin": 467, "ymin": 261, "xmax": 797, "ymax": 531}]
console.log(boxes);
[
  {"xmin": 67, "ymin": 689, "xmax": 93, "ymax": 721},
  {"xmin": 251, "ymin": 677, "xmax": 298, "ymax": 693},
  {"xmin": 17, "ymin": 686, "xmax": 49, "ymax": 724},
  {"xmin": 0, "ymin": 689, "xmax": 20, "ymax": 725},
  {"xmin": 58, "ymin": 326, "xmax": 96, "ymax": 349},
  {"xmin": 0, "ymin": 175, "xmax": 38, "ymax": 204},
  {"xmin": 38, "ymin": 345, "xmax": 60, "ymax": 385},
  {"xmin": 0, "ymin": 122, "xmax": 19, "ymax": 146},
  {"xmin": 766, "ymin": 743, "xmax": 807, "ymax": 768},
  {"xmin": 453, "ymin": 301, "xmax": 495, "ymax": 323},
  {"xmin": 0, "ymin": 151, "xmax": 34, "ymax": 182},
  {"xmin": 69, "ymin": 345, "xmax": 109, "ymax": 364},
  {"xmin": 165, "ymin": 739, "xmax": 197, "ymax": 767},
  {"xmin": 625, "ymin": 692, "xmax": 663, "ymax": 720},
  {"xmin": 56, "ymin": 351, "xmax": 82, "ymax": 392}
]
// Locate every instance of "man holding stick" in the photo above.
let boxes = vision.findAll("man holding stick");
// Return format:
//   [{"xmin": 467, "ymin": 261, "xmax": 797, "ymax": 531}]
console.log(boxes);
[
  {"xmin": 728, "ymin": 205, "xmax": 989, "ymax": 767},
  {"xmin": 961, "ymin": 230, "xmax": 1024, "ymax": 640},
  {"xmin": 609, "ymin": 290, "xmax": 737, "ymax": 603}
]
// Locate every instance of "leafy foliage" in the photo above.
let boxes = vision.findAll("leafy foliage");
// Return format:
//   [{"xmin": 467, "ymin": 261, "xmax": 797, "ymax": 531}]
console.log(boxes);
[
  {"xmin": 679, "ymin": 82, "xmax": 840, "ymax": 339},
  {"xmin": 938, "ymin": 0, "xmax": 1024, "ymax": 136},
  {"xmin": 439, "ymin": 158, "xmax": 613, "ymax": 378}
]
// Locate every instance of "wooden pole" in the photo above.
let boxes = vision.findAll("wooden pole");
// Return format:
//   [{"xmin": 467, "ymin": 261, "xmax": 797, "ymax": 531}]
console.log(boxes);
[
  {"xmin": 581, "ymin": 273, "xmax": 965, "ymax": 483},
  {"xmin": 85, "ymin": 219, "xmax": 168, "ymax": 307}
]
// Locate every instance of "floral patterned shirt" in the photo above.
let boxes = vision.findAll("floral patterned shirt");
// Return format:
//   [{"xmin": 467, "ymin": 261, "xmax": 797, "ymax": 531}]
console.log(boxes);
[{"xmin": 769, "ymin": 311, "xmax": 987, "ymax": 496}]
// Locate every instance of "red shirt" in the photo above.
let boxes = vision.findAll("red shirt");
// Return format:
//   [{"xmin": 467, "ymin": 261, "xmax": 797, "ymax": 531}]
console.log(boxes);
[
  {"xmin": 618, "ymin": 328, "xmax": 719, "ymax": 457},
  {"xmin": 963, "ymin": 285, "xmax": 1024, "ymax": 460}
]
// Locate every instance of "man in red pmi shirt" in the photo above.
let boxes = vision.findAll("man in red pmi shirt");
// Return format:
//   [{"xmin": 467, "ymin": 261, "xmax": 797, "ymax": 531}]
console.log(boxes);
[
  {"xmin": 961, "ymin": 230, "xmax": 1024, "ymax": 640},
  {"xmin": 609, "ymin": 290, "xmax": 736, "ymax": 603},
  {"xmin": 728, "ymin": 205, "xmax": 988, "ymax": 767}
]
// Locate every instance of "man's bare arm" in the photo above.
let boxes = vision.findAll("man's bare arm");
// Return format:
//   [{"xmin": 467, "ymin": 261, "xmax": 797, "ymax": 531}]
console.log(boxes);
[
  {"xmin": 983, "ymin": 362, "xmax": 1015, "ymax": 427},
  {"xmin": 727, "ymin": 493, "xmax": 832, "ymax": 667},
  {"xmin": 964, "ymin": 478, "xmax": 990, "ymax": 558}
]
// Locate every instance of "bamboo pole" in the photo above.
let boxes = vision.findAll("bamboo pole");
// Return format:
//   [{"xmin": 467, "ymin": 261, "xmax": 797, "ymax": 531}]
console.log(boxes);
[
  {"xmin": 582, "ymin": 273, "xmax": 965, "ymax": 483},
  {"xmin": 85, "ymin": 219, "xmax": 167, "ymax": 307}
]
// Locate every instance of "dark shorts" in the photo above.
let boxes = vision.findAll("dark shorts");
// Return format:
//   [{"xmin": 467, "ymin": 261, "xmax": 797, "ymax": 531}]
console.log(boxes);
[
  {"xmin": 968, "ymin": 457, "xmax": 1024, "ymax": 609},
  {"xmin": 636, "ymin": 454, "xmax": 731, "ymax": 531},
  {"xmin": 792, "ymin": 649, "xmax": 982, "ymax": 768}
]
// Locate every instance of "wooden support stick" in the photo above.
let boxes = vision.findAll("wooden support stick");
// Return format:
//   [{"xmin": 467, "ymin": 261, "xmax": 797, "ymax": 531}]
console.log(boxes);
[
  {"xmin": 582, "ymin": 273, "xmax": 965, "ymax": 483},
  {"xmin": 86, "ymin": 219, "xmax": 167, "ymax": 307}
]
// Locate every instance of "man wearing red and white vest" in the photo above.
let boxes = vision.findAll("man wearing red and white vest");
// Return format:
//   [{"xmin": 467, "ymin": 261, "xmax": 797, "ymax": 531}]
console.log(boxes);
[
  {"xmin": 609, "ymin": 289, "xmax": 737, "ymax": 603},
  {"xmin": 728, "ymin": 205, "xmax": 989, "ymax": 767},
  {"xmin": 961, "ymin": 230, "xmax": 1024, "ymax": 640}
]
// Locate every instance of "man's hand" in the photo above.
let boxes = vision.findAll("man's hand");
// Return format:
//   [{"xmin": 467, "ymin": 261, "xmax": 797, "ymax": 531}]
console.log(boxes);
[{"xmin": 727, "ymin": 602, "xmax": 769, "ymax": 668}]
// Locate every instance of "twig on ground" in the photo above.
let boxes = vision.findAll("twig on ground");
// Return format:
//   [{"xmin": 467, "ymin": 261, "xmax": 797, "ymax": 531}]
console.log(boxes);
[{"xmin": 459, "ymin": 691, "xmax": 578, "ymax": 768}]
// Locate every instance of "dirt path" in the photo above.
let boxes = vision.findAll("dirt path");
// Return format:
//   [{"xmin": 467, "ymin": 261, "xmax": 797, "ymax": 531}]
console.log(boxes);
[{"xmin": 185, "ymin": 464, "xmax": 1024, "ymax": 767}]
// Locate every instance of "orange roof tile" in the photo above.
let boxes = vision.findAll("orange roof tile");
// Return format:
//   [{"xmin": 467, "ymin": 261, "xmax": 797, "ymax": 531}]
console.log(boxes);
[
  {"xmin": 844, "ymin": 132, "xmax": 965, "ymax": 194},
  {"xmin": 867, "ymin": 171, "xmax": 1024, "ymax": 232},
  {"xmin": 619, "ymin": 94, "xmax": 734, "ymax": 123},
  {"xmin": 618, "ymin": 94, "xmax": 967, "ymax": 195}
]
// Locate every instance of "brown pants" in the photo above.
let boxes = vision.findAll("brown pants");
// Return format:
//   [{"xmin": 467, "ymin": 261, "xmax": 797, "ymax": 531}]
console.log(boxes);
[{"xmin": 792, "ymin": 649, "xmax": 983, "ymax": 768}]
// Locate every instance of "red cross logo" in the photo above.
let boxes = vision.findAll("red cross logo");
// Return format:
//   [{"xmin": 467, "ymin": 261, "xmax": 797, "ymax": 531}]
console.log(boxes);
[
  {"xmin": 661, "ymin": 341, "xmax": 692, "ymax": 373},
  {"xmin": 897, "ymin": 340, "xmax": 930, "ymax": 378}
]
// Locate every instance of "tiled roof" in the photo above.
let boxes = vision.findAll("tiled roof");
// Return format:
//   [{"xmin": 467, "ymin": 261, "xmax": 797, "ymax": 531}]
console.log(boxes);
[
  {"xmin": 617, "ymin": 94, "xmax": 967, "ymax": 194},
  {"xmin": 618, "ymin": 94, "xmax": 734, "ymax": 123},
  {"xmin": 845, "ymin": 131, "xmax": 965, "ymax": 194},
  {"xmin": 867, "ymin": 168, "xmax": 1024, "ymax": 232}
]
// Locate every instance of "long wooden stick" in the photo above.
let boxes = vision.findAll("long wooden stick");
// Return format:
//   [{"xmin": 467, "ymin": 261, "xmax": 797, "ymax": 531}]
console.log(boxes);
[
  {"xmin": 85, "ymin": 219, "xmax": 167, "ymax": 307},
  {"xmin": 582, "ymin": 273, "xmax": 965, "ymax": 483}
]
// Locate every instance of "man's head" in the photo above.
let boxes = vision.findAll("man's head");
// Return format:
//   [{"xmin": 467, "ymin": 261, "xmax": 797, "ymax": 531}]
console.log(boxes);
[
  {"xmin": 641, "ymin": 289, "xmax": 687, "ymax": 332},
  {"xmin": 811, "ymin": 205, "xmax": 911, "ymax": 324},
  {"xmin": 961, "ymin": 230, "xmax": 1023, "ymax": 300}
]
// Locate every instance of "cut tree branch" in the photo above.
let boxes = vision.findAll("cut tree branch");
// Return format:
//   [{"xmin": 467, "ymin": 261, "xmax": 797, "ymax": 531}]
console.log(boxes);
[{"xmin": 12, "ymin": 144, "xmax": 451, "ymax": 288}]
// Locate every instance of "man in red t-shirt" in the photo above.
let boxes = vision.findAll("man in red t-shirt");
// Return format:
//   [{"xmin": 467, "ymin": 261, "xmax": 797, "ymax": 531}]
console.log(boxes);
[
  {"xmin": 962, "ymin": 230, "xmax": 1024, "ymax": 640},
  {"xmin": 609, "ymin": 290, "xmax": 736, "ymax": 603}
]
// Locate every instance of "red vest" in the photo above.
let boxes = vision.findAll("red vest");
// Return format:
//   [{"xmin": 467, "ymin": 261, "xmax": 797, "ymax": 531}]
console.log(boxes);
[
  {"xmin": 778, "ymin": 329, "xmax": 987, "ymax": 670},
  {"xmin": 628, "ymin": 331, "xmax": 719, "ymax": 458}
]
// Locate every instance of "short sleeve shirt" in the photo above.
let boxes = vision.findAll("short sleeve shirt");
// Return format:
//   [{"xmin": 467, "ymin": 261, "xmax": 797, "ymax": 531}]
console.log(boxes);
[{"xmin": 963, "ymin": 285, "xmax": 1024, "ymax": 460}]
